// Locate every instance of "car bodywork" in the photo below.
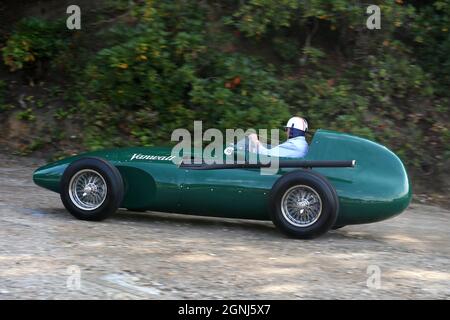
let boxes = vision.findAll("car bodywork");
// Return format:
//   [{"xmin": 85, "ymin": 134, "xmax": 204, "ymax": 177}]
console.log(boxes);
[{"xmin": 33, "ymin": 129, "xmax": 412, "ymax": 226}]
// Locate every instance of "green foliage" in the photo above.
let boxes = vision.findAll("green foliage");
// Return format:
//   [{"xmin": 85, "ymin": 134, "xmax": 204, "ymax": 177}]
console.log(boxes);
[
  {"xmin": 79, "ymin": 1, "xmax": 290, "ymax": 148},
  {"xmin": 272, "ymin": 36, "xmax": 300, "ymax": 61},
  {"xmin": 228, "ymin": 0, "xmax": 375, "ymax": 38},
  {"xmin": 411, "ymin": 1, "xmax": 450, "ymax": 95},
  {"xmin": 229, "ymin": 0, "xmax": 299, "ymax": 37},
  {"xmin": 301, "ymin": 46, "xmax": 325, "ymax": 65},
  {"xmin": 281, "ymin": 72, "xmax": 372, "ymax": 139},
  {"xmin": 0, "ymin": 80, "xmax": 5, "ymax": 110},
  {"xmin": 2, "ymin": 17, "xmax": 69, "ymax": 72},
  {"xmin": 16, "ymin": 108, "xmax": 35, "ymax": 121}
]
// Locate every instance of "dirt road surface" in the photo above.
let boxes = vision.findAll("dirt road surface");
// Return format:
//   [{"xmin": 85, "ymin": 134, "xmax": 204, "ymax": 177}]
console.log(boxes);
[{"xmin": 0, "ymin": 153, "xmax": 449, "ymax": 299}]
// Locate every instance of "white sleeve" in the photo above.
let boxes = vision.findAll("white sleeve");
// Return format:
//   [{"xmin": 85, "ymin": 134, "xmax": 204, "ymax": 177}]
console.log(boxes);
[{"xmin": 257, "ymin": 141, "xmax": 297, "ymax": 157}]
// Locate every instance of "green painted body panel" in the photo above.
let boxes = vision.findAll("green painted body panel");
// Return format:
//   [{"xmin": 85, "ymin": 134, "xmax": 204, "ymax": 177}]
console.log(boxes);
[{"xmin": 33, "ymin": 130, "xmax": 412, "ymax": 225}]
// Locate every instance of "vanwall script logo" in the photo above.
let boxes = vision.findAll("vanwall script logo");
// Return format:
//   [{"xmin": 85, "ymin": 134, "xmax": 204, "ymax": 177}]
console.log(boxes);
[{"xmin": 130, "ymin": 153, "xmax": 175, "ymax": 161}]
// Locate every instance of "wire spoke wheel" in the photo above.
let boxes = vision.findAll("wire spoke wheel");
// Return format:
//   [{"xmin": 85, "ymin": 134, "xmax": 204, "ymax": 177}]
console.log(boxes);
[
  {"xmin": 68, "ymin": 169, "xmax": 107, "ymax": 211},
  {"xmin": 281, "ymin": 185, "xmax": 322, "ymax": 227}
]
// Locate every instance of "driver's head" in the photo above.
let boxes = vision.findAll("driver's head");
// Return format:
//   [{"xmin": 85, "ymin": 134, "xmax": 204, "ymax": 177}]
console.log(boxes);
[{"xmin": 285, "ymin": 116, "xmax": 308, "ymax": 139}]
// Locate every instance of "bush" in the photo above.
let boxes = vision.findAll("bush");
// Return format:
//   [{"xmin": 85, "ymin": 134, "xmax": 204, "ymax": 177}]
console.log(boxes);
[
  {"xmin": 411, "ymin": 1, "xmax": 450, "ymax": 96},
  {"xmin": 78, "ymin": 1, "xmax": 291, "ymax": 148},
  {"xmin": 2, "ymin": 17, "xmax": 69, "ymax": 72},
  {"xmin": 0, "ymin": 80, "xmax": 5, "ymax": 107}
]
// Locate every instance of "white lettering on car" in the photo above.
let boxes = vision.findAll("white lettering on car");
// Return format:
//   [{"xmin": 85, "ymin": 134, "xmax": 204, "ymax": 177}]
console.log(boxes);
[{"xmin": 130, "ymin": 153, "xmax": 175, "ymax": 161}]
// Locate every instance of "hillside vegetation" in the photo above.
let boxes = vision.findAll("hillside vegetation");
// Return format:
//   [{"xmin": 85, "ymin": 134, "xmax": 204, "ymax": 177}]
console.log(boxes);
[{"xmin": 0, "ymin": 0, "xmax": 449, "ymax": 194}]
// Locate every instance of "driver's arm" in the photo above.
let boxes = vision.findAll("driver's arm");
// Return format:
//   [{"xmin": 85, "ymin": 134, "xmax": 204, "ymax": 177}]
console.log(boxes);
[{"xmin": 248, "ymin": 134, "xmax": 294, "ymax": 157}]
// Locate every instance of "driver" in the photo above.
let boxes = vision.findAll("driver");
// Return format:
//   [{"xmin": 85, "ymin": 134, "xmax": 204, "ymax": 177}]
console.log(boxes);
[{"xmin": 248, "ymin": 116, "xmax": 309, "ymax": 158}]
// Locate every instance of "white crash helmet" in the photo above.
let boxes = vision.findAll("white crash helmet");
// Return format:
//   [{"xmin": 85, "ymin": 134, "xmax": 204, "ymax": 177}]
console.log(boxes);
[{"xmin": 285, "ymin": 116, "xmax": 308, "ymax": 132}]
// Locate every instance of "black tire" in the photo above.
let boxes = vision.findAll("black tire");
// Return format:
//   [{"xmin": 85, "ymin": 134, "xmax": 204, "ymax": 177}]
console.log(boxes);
[
  {"xmin": 268, "ymin": 170, "xmax": 338, "ymax": 239},
  {"xmin": 60, "ymin": 157, "xmax": 124, "ymax": 221}
]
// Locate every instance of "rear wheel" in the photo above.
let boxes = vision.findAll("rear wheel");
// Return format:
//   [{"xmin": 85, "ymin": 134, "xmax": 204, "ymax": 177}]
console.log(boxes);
[
  {"xmin": 269, "ymin": 170, "xmax": 338, "ymax": 239},
  {"xmin": 60, "ymin": 157, "xmax": 124, "ymax": 221}
]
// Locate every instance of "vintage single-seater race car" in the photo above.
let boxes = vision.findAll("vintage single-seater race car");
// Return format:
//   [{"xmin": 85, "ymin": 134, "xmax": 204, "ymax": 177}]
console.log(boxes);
[{"xmin": 33, "ymin": 129, "xmax": 412, "ymax": 239}]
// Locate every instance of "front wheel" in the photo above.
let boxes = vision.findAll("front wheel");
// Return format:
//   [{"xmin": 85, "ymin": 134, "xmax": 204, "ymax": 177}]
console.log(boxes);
[
  {"xmin": 269, "ymin": 170, "xmax": 338, "ymax": 239},
  {"xmin": 60, "ymin": 157, "xmax": 124, "ymax": 221}
]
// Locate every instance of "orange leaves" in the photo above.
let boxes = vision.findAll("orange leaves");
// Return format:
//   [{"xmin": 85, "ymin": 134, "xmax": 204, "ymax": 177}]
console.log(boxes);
[
  {"xmin": 225, "ymin": 76, "xmax": 241, "ymax": 89},
  {"xmin": 138, "ymin": 55, "xmax": 148, "ymax": 61}
]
